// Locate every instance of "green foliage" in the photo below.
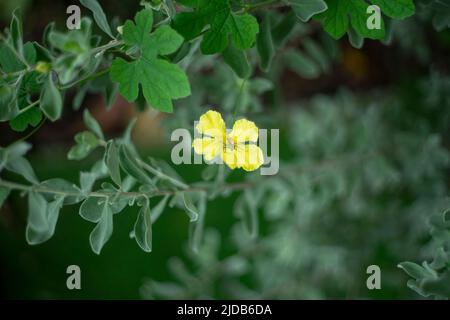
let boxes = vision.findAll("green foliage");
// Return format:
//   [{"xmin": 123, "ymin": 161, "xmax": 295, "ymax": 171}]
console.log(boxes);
[
  {"xmin": 316, "ymin": 0, "xmax": 415, "ymax": 40},
  {"xmin": 285, "ymin": 0, "xmax": 328, "ymax": 22},
  {"xmin": 2, "ymin": 0, "xmax": 450, "ymax": 300},
  {"xmin": 173, "ymin": 0, "xmax": 259, "ymax": 54},
  {"xmin": 143, "ymin": 86, "xmax": 450, "ymax": 299},
  {"xmin": 110, "ymin": 9, "xmax": 190, "ymax": 112},
  {"xmin": 417, "ymin": 0, "xmax": 450, "ymax": 31},
  {"xmin": 39, "ymin": 73, "xmax": 62, "ymax": 121},
  {"xmin": 80, "ymin": 0, "xmax": 115, "ymax": 39}
]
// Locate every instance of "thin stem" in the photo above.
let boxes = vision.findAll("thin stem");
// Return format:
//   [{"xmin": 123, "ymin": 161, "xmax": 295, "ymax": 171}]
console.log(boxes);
[
  {"xmin": 90, "ymin": 39, "xmax": 124, "ymax": 55},
  {"xmin": 15, "ymin": 99, "xmax": 40, "ymax": 116},
  {"xmin": 0, "ymin": 146, "xmax": 379, "ymax": 205},
  {"xmin": 0, "ymin": 178, "xmax": 250, "ymax": 200},
  {"xmin": 138, "ymin": 159, "xmax": 189, "ymax": 189},
  {"xmin": 57, "ymin": 40, "xmax": 124, "ymax": 90},
  {"xmin": 0, "ymin": 68, "xmax": 31, "ymax": 80},
  {"xmin": 59, "ymin": 68, "xmax": 110, "ymax": 90}
]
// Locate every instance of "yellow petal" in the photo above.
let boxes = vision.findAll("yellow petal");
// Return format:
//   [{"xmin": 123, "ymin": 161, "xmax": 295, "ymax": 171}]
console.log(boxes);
[
  {"xmin": 228, "ymin": 119, "xmax": 259, "ymax": 143},
  {"xmin": 192, "ymin": 137, "xmax": 222, "ymax": 161},
  {"xmin": 222, "ymin": 148, "xmax": 238, "ymax": 170},
  {"xmin": 241, "ymin": 144, "xmax": 264, "ymax": 171},
  {"xmin": 195, "ymin": 110, "xmax": 226, "ymax": 139},
  {"xmin": 222, "ymin": 144, "xmax": 264, "ymax": 171}
]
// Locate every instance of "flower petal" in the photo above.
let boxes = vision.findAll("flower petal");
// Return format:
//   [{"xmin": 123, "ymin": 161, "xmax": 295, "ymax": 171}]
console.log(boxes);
[
  {"xmin": 193, "ymin": 137, "xmax": 222, "ymax": 161},
  {"xmin": 229, "ymin": 119, "xmax": 259, "ymax": 143},
  {"xmin": 222, "ymin": 144, "xmax": 264, "ymax": 171},
  {"xmin": 222, "ymin": 148, "xmax": 238, "ymax": 170},
  {"xmin": 241, "ymin": 145, "xmax": 264, "ymax": 171},
  {"xmin": 195, "ymin": 110, "xmax": 226, "ymax": 139}
]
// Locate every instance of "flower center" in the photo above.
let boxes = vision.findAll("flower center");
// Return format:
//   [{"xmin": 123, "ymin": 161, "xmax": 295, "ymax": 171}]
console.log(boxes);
[{"xmin": 224, "ymin": 135, "xmax": 238, "ymax": 152}]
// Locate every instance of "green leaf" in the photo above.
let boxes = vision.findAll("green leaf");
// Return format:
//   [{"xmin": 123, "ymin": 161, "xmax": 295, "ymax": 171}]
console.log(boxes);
[
  {"xmin": 26, "ymin": 192, "xmax": 64, "ymax": 245},
  {"xmin": 371, "ymin": 0, "xmax": 415, "ymax": 19},
  {"xmin": 80, "ymin": 0, "xmax": 114, "ymax": 39},
  {"xmin": 105, "ymin": 141, "xmax": 121, "ymax": 186},
  {"xmin": 421, "ymin": 272, "xmax": 450, "ymax": 298},
  {"xmin": 5, "ymin": 156, "xmax": 39, "ymax": 184},
  {"xmin": 118, "ymin": 144, "xmax": 154, "ymax": 186},
  {"xmin": 68, "ymin": 131, "xmax": 99, "ymax": 160},
  {"xmin": 23, "ymin": 42, "xmax": 36, "ymax": 65},
  {"xmin": 110, "ymin": 9, "xmax": 190, "ymax": 113},
  {"xmin": 10, "ymin": 8, "xmax": 23, "ymax": 54},
  {"xmin": 285, "ymin": 0, "xmax": 328, "ymax": 22},
  {"xmin": 134, "ymin": 197, "xmax": 152, "ymax": 252},
  {"xmin": 0, "ymin": 83, "xmax": 18, "ymax": 122},
  {"xmin": 0, "ymin": 186, "xmax": 10, "ymax": 208},
  {"xmin": 173, "ymin": 0, "xmax": 259, "ymax": 54},
  {"xmin": 398, "ymin": 262, "xmax": 436, "ymax": 280},
  {"xmin": 348, "ymin": 26, "xmax": 364, "ymax": 49},
  {"xmin": 152, "ymin": 25, "xmax": 185, "ymax": 55},
  {"xmin": 1, "ymin": 143, "xmax": 38, "ymax": 183},
  {"xmin": 4, "ymin": 141, "xmax": 31, "ymax": 157},
  {"xmin": 39, "ymin": 74, "xmax": 63, "ymax": 121},
  {"xmin": 188, "ymin": 192, "xmax": 206, "ymax": 252},
  {"xmin": 0, "ymin": 44, "xmax": 25, "ymax": 73},
  {"xmin": 430, "ymin": 247, "xmax": 448, "ymax": 270},
  {"xmin": 181, "ymin": 192, "xmax": 199, "ymax": 222},
  {"xmin": 303, "ymin": 38, "xmax": 331, "ymax": 72},
  {"xmin": 89, "ymin": 201, "xmax": 114, "ymax": 254},
  {"xmin": 284, "ymin": 50, "xmax": 321, "ymax": 79},
  {"xmin": 10, "ymin": 71, "xmax": 43, "ymax": 132},
  {"xmin": 80, "ymin": 160, "xmax": 108, "ymax": 193},
  {"xmin": 83, "ymin": 109, "xmax": 104, "ymax": 140},
  {"xmin": 80, "ymin": 196, "xmax": 105, "ymax": 222},
  {"xmin": 271, "ymin": 11, "xmax": 297, "ymax": 47},
  {"xmin": 10, "ymin": 107, "xmax": 42, "ymax": 132},
  {"xmin": 256, "ymin": 13, "xmax": 275, "ymax": 72},
  {"xmin": 316, "ymin": 0, "xmax": 415, "ymax": 40},
  {"xmin": 111, "ymin": 58, "xmax": 189, "ymax": 113},
  {"xmin": 39, "ymin": 178, "xmax": 83, "ymax": 205},
  {"xmin": 222, "ymin": 43, "xmax": 251, "ymax": 79}
]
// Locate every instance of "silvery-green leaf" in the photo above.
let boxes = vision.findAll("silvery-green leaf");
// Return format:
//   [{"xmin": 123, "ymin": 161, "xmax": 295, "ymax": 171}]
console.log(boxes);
[
  {"xmin": 181, "ymin": 192, "xmax": 199, "ymax": 222},
  {"xmin": 134, "ymin": 197, "xmax": 152, "ymax": 252},
  {"xmin": 39, "ymin": 74, "xmax": 63, "ymax": 121},
  {"xmin": 67, "ymin": 131, "xmax": 99, "ymax": 160},
  {"xmin": 10, "ymin": 8, "xmax": 23, "ymax": 54},
  {"xmin": 26, "ymin": 191, "xmax": 65, "ymax": 245},
  {"xmin": 40, "ymin": 178, "xmax": 83, "ymax": 205},
  {"xmin": 83, "ymin": 109, "xmax": 104, "ymax": 140},
  {"xmin": 89, "ymin": 202, "xmax": 114, "ymax": 254},
  {"xmin": 80, "ymin": 160, "xmax": 107, "ymax": 193},
  {"xmin": 5, "ymin": 156, "xmax": 39, "ymax": 184},
  {"xmin": 79, "ymin": 196, "xmax": 107, "ymax": 223},
  {"xmin": 105, "ymin": 141, "xmax": 121, "ymax": 186},
  {"xmin": 119, "ymin": 144, "xmax": 154, "ymax": 186},
  {"xmin": 188, "ymin": 192, "xmax": 206, "ymax": 252},
  {"xmin": 80, "ymin": 0, "xmax": 114, "ymax": 39}
]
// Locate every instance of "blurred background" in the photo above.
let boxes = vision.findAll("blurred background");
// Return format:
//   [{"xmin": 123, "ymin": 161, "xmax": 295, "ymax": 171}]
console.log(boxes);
[{"xmin": 0, "ymin": 0, "xmax": 450, "ymax": 299}]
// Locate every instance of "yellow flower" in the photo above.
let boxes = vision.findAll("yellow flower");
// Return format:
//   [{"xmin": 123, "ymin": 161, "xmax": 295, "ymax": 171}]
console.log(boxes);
[{"xmin": 192, "ymin": 110, "xmax": 264, "ymax": 171}]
